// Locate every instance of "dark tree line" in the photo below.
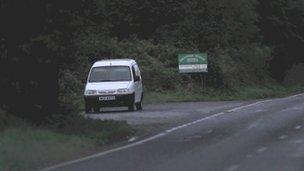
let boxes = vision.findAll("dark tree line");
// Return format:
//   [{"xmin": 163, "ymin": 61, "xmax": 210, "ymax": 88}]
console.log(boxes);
[
  {"xmin": 0, "ymin": 0, "xmax": 303, "ymax": 121},
  {"xmin": 258, "ymin": 0, "xmax": 304, "ymax": 81}
]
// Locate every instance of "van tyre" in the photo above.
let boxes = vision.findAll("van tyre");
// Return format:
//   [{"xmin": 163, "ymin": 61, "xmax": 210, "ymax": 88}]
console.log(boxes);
[
  {"xmin": 128, "ymin": 93, "xmax": 136, "ymax": 111},
  {"xmin": 136, "ymin": 101, "xmax": 143, "ymax": 110},
  {"xmin": 136, "ymin": 93, "xmax": 143, "ymax": 110},
  {"xmin": 85, "ymin": 107, "xmax": 90, "ymax": 114}
]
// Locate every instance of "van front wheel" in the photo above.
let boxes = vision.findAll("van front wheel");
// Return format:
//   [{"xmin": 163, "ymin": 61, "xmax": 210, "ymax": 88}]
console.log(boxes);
[
  {"xmin": 128, "ymin": 93, "xmax": 136, "ymax": 111},
  {"xmin": 136, "ymin": 94, "xmax": 143, "ymax": 110},
  {"xmin": 136, "ymin": 101, "xmax": 143, "ymax": 110}
]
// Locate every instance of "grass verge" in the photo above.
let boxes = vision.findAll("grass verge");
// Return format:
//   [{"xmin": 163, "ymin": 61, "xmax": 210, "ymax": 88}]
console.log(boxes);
[
  {"xmin": 0, "ymin": 112, "xmax": 134, "ymax": 171},
  {"xmin": 144, "ymin": 84, "xmax": 304, "ymax": 104},
  {"xmin": 0, "ymin": 128, "xmax": 97, "ymax": 171}
]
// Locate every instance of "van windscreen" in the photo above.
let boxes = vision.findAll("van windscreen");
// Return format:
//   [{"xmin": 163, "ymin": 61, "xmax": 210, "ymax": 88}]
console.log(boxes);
[{"xmin": 89, "ymin": 66, "xmax": 131, "ymax": 82}]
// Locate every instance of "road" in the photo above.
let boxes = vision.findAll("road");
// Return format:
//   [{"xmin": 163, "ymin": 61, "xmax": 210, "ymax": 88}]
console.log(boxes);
[{"xmin": 45, "ymin": 93, "xmax": 304, "ymax": 171}]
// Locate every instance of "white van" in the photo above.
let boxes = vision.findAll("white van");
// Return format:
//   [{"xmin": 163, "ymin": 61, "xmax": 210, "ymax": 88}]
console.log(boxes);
[{"xmin": 84, "ymin": 59, "xmax": 143, "ymax": 113}]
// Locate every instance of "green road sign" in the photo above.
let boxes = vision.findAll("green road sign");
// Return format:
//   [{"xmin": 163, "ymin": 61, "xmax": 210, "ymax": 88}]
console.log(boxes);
[{"xmin": 178, "ymin": 53, "xmax": 208, "ymax": 73}]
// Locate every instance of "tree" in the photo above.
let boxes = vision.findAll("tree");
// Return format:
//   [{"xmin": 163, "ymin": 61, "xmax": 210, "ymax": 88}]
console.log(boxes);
[
  {"xmin": 257, "ymin": 0, "xmax": 304, "ymax": 81},
  {"xmin": 0, "ymin": 0, "xmax": 98, "ymax": 121}
]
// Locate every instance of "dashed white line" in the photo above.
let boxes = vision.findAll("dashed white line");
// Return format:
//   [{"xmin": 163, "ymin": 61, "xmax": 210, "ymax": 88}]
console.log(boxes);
[
  {"xmin": 293, "ymin": 139, "xmax": 304, "ymax": 144},
  {"xmin": 289, "ymin": 93, "xmax": 304, "ymax": 98},
  {"xmin": 207, "ymin": 129, "xmax": 213, "ymax": 134},
  {"xmin": 227, "ymin": 100, "xmax": 272, "ymax": 113},
  {"xmin": 295, "ymin": 125, "xmax": 302, "ymax": 130},
  {"xmin": 128, "ymin": 137, "xmax": 138, "ymax": 142},
  {"xmin": 254, "ymin": 109, "xmax": 265, "ymax": 113},
  {"xmin": 257, "ymin": 147, "xmax": 268, "ymax": 153},
  {"xmin": 279, "ymin": 135, "xmax": 288, "ymax": 140},
  {"xmin": 226, "ymin": 164, "xmax": 240, "ymax": 171},
  {"xmin": 246, "ymin": 154, "xmax": 253, "ymax": 158}
]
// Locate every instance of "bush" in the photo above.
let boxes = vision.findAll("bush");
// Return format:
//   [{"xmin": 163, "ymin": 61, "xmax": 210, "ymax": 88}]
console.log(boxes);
[
  {"xmin": 284, "ymin": 63, "xmax": 304, "ymax": 86},
  {"xmin": 210, "ymin": 45, "xmax": 273, "ymax": 88},
  {"xmin": 58, "ymin": 69, "xmax": 84, "ymax": 113},
  {"xmin": 0, "ymin": 109, "xmax": 30, "ymax": 132}
]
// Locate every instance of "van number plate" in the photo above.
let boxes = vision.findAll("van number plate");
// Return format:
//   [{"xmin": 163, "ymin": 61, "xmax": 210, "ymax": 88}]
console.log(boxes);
[{"xmin": 99, "ymin": 96, "xmax": 115, "ymax": 101}]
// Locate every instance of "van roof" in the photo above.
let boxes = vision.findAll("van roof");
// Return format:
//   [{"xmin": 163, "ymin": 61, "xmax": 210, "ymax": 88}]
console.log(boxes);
[{"xmin": 92, "ymin": 59, "xmax": 136, "ymax": 67}]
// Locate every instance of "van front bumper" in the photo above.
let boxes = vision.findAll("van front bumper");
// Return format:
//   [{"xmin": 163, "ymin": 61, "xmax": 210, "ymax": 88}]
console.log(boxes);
[{"xmin": 84, "ymin": 93, "xmax": 134, "ymax": 108}]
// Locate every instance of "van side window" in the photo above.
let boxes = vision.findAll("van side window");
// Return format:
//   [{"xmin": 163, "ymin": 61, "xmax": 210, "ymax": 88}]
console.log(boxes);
[
  {"xmin": 131, "ymin": 66, "xmax": 136, "ymax": 80},
  {"xmin": 133, "ymin": 64, "xmax": 140, "ymax": 76}
]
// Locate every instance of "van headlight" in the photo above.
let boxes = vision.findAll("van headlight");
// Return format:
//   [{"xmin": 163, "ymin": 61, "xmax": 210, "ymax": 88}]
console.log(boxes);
[
  {"xmin": 117, "ymin": 88, "xmax": 131, "ymax": 94},
  {"xmin": 85, "ymin": 90, "xmax": 97, "ymax": 95}
]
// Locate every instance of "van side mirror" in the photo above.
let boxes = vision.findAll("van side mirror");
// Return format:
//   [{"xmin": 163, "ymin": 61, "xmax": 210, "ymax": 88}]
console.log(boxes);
[{"xmin": 134, "ymin": 76, "xmax": 141, "ymax": 82}]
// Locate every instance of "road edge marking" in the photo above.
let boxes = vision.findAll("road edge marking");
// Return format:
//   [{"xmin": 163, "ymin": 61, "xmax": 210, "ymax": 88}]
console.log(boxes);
[{"xmin": 41, "ymin": 93, "xmax": 304, "ymax": 171}]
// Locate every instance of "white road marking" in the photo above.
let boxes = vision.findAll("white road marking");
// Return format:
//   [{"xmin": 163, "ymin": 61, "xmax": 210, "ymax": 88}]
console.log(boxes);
[
  {"xmin": 226, "ymin": 164, "xmax": 240, "ymax": 171},
  {"xmin": 292, "ymin": 106, "xmax": 302, "ymax": 111},
  {"xmin": 293, "ymin": 139, "xmax": 304, "ymax": 144},
  {"xmin": 248, "ymin": 122, "xmax": 259, "ymax": 129},
  {"xmin": 186, "ymin": 135, "xmax": 202, "ymax": 140},
  {"xmin": 295, "ymin": 125, "xmax": 302, "ymax": 130},
  {"xmin": 279, "ymin": 135, "xmax": 288, "ymax": 140},
  {"xmin": 289, "ymin": 93, "xmax": 304, "ymax": 98},
  {"xmin": 290, "ymin": 147, "xmax": 304, "ymax": 158},
  {"xmin": 207, "ymin": 129, "xmax": 213, "ymax": 134},
  {"xmin": 128, "ymin": 137, "xmax": 138, "ymax": 142},
  {"xmin": 41, "ymin": 93, "xmax": 304, "ymax": 171},
  {"xmin": 257, "ymin": 147, "xmax": 268, "ymax": 153},
  {"xmin": 246, "ymin": 154, "xmax": 253, "ymax": 158},
  {"xmin": 254, "ymin": 109, "xmax": 265, "ymax": 113},
  {"xmin": 227, "ymin": 100, "xmax": 272, "ymax": 113}
]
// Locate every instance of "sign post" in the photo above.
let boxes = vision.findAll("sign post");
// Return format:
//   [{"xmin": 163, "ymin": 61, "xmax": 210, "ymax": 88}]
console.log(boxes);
[{"xmin": 178, "ymin": 53, "xmax": 208, "ymax": 88}]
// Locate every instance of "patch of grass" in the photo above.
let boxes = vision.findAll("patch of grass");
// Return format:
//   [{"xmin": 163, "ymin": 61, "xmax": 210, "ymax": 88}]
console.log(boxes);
[
  {"xmin": 0, "ymin": 112, "xmax": 134, "ymax": 171},
  {"xmin": 0, "ymin": 128, "xmax": 96, "ymax": 171},
  {"xmin": 144, "ymin": 84, "xmax": 304, "ymax": 104},
  {"xmin": 47, "ymin": 114, "xmax": 135, "ymax": 145},
  {"xmin": 0, "ymin": 110, "xmax": 30, "ymax": 131}
]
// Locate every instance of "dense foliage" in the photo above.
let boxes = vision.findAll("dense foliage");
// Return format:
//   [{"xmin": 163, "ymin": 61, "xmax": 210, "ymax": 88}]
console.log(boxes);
[{"xmin": 0, "ymin": 0, "xmax": 303, "ymax": 121}]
